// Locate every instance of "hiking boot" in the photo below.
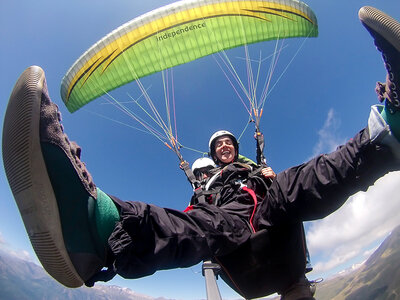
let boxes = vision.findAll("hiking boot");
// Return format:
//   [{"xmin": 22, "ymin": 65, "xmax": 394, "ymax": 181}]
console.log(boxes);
[
  {"xmin": 359, "ymin": 6, "xmax": 400, "ymax": 110},
  {"xmin": 2, "ymin": 66, "xmax": 107, "ymax": 287}
]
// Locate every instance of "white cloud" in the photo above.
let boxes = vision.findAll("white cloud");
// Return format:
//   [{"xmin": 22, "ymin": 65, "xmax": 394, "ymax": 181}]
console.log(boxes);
[
  {"xmin": 363, "ymin": 246, "xmax": 378, "ymax": 258},
  {"xmin": 307, "ymin": 172, "xmax": 400, "ymax": 254},
  {"xmin": 306, "ymin": 168, "xmax": 400, "ymax": 274},
  {"xmin": 311, "ymin": 109, "xmax": 348, "ymax": 157},
  {"xmin": 8, "ymin": 249, "xmax": 33, "ymax": 262},
  {"xmin": 0, "ymin": 231, "xmax": 36, "ymax": 263}
]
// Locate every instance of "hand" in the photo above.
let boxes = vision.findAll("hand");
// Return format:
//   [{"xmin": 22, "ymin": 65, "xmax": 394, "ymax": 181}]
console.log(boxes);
[{"xmin": 261, "ymin": 167, "xmax": 276, "ymax": 180}]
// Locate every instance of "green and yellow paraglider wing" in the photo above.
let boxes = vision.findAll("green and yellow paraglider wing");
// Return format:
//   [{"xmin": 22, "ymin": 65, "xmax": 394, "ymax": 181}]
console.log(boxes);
[{"xmin": 60, "ymin": 0, "xmax": 318, "ymax": 112}]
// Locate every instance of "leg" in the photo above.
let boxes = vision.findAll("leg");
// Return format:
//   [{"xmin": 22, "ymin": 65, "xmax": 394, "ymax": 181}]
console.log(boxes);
[
  {"xmin": 107, "ymin": 199, "xmax": 251, "ymax": 279},
  {"xmin": 2, "ymin": 67, "xmax": 251, "ymax": 287},
  {"xmin": 255, "ymin": 127, "xmax": 397, "ymax": 227}
]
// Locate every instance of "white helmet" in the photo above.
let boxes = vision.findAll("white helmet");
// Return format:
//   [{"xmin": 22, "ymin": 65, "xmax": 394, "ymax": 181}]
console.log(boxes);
[
  {"xmin": 192, "ymin": 157, "xmax": 216, "ymax": 180},
  {"xmin": 191, "ymin": 157, "xmax": 216, "ymax": 172},
  {"xmin": 208, "ymin": 130, "xmax": 239, "ymax": 163}
]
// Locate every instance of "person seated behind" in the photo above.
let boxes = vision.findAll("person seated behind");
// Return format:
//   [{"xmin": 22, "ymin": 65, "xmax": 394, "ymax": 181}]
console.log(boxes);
[{"xmin": 192, "ymin": 157, "xmax": 218, "ymax": 183}]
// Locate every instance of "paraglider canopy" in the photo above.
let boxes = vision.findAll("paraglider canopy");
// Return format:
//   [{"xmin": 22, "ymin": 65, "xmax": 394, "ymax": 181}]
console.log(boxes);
[{"xmin": 60, "ymin": 0, "xmax": 318, "ymax": 113}]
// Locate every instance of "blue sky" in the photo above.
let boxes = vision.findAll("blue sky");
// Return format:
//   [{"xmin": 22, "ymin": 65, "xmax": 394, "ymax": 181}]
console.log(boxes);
[{"xmin": 1, "ymin": 0, "xmax": 400, "ymax": 299}]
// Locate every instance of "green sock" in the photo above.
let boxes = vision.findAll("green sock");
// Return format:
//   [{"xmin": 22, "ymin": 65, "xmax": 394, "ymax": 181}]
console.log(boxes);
[
  {"xmin": 93, "ymin": 188, "xmax": 120, "ymax": 249},
  {"xmin": 380, "ymin": 100, "xmax": 400, "ymax": 142}
]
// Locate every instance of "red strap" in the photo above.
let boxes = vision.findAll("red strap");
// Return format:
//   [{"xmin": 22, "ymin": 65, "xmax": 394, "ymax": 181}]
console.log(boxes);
[
  {"xmin": 241, "ymin": 186, "xmax": 257, "ymax": 233},
  {"xmin": 184, "ymin": 205, "xmax": 194, "ymax": 213}
]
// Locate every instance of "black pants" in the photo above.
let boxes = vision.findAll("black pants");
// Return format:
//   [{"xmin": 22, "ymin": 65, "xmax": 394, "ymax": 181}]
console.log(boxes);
[{"xmin": 107, "ymin": 128, "xmax": 396, "ymax": 285}]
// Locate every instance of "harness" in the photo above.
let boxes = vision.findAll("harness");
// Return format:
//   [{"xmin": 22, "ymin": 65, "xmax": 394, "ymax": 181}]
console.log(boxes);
[{"xmin": 187, "ymin": 162, "xmax": 270, "ymax": 233}]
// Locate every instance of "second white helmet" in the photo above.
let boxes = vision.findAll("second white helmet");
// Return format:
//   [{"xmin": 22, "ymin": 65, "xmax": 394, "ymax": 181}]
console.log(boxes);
[{"xmin": 192, "ymin": 157, "xmax": 216, "ymax": 172}]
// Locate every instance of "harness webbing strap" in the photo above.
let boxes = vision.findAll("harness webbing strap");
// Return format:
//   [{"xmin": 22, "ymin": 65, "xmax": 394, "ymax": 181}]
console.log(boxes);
[
  {"xmin": 241, "ymin": 186, "xmax": 258, "ymax": 233},
  {"xmin": 248, "ymin": 166, "xmax": 264, "ymax": 178},
  {"xmin": 193, "ymin": 186, "xmax": 207, "ymax": 204},
  {"xmin": 180, "ymin": 161, "xmax": 208, "ymax": 204},
  {"xmin": 180, "ymin": 161, "xmax": 199, "ymax": 187},
  {"xmin": 255, "ymin": 130, "xmax": 266, "ymax": 166}
]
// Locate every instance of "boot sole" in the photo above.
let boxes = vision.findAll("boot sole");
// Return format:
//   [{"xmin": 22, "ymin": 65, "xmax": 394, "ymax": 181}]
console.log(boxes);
[
  {"xmin": 359, "ymin": 6, "xmax": 400, "ymax": 52},
  {"xmin": 2, "ymin": 66, "xmax": 84, "ymax": 287}
]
